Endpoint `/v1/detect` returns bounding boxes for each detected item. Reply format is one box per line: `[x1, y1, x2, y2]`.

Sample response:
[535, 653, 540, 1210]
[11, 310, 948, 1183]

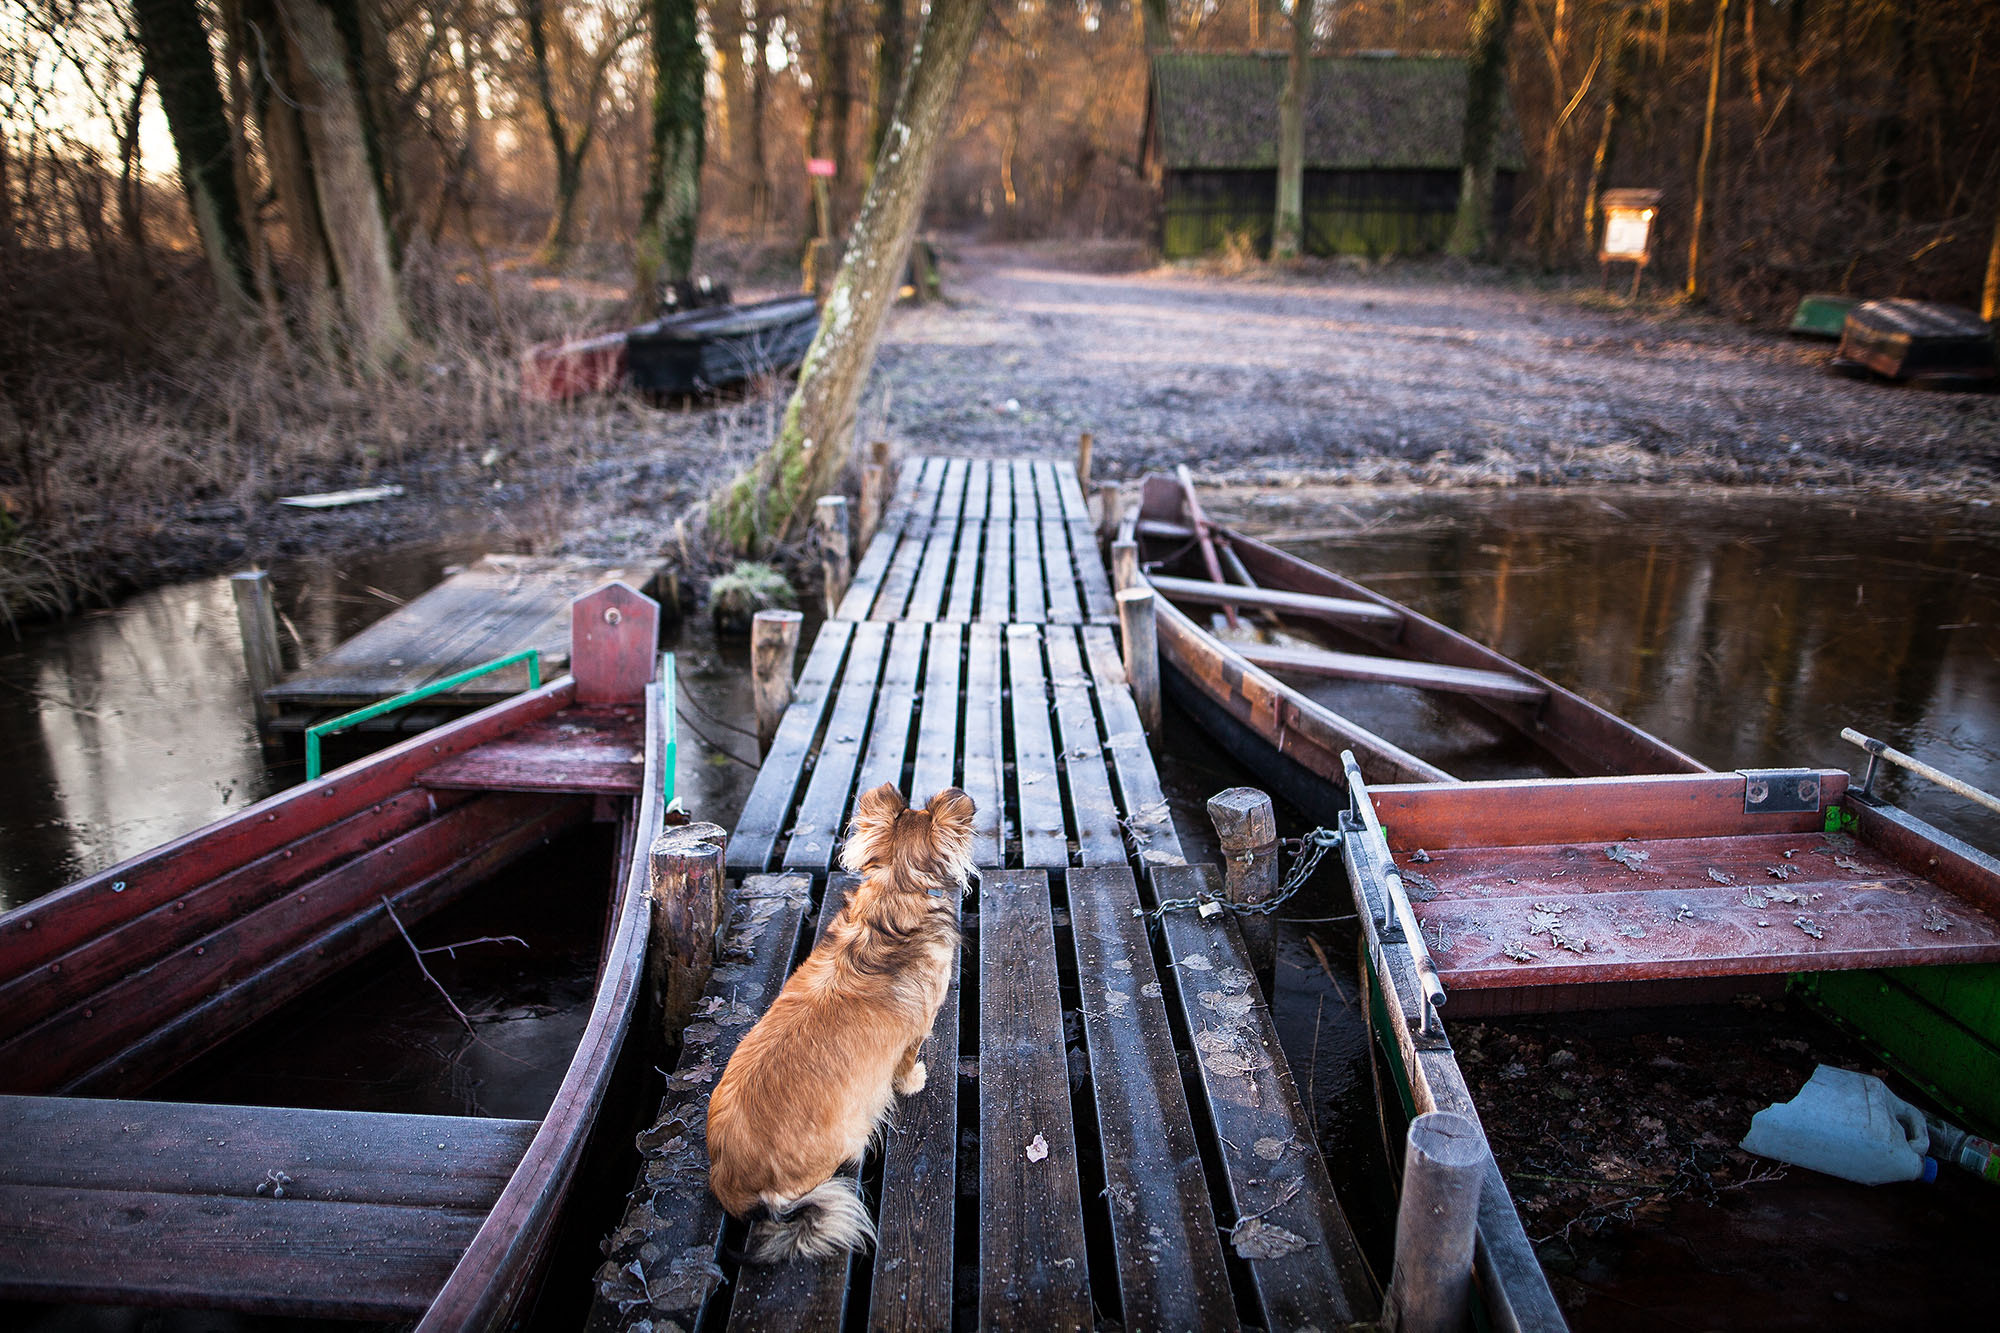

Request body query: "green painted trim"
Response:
[661, 653, 679, 811]
[1795, 965, 2000, 1137]
[305, 650, 542, 780]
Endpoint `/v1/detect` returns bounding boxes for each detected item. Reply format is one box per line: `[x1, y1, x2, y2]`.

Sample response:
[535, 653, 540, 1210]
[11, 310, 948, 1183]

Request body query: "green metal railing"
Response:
[305, 649, 543, 780]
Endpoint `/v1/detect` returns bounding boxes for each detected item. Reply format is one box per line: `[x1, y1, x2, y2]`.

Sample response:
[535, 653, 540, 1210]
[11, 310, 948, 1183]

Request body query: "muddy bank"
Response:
[51, 241, 1999, 616]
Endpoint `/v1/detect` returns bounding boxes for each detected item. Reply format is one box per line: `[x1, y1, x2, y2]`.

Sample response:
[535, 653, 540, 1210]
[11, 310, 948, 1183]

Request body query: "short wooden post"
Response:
[231, 571, 284, 727]
[1385, 1111, 1487, 1333]
[1076, 432, 1094, 490]
[815, 495, 852, 613]
[571, 582, 661, 704]
[645, 821, 728, 1048]
[1110, 539, 1139, 593]
[1096, 483, 1122, 546]
[1116, 587, 1160, 738]
[859, 439, 893, 548]
[1208, 787, 1279, 982]
[751, 609, 803, 755]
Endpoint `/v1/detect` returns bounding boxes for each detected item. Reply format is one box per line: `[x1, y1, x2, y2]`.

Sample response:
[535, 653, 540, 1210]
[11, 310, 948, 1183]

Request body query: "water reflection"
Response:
[1217, 488, 2000, 849]
[0, 543, 763, 911]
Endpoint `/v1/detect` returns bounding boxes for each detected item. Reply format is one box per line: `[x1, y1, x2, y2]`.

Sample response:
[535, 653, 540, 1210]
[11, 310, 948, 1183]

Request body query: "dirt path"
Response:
[869, 242, 2000, 495]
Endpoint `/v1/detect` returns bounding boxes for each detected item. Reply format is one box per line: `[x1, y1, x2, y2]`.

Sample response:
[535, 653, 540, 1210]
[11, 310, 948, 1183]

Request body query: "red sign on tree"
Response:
[807, 158, 837, 178]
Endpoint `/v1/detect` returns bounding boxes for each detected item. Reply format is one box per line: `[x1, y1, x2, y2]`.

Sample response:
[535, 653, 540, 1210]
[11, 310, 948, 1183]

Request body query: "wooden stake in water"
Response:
[646, 821, 729, 1047]
[1385, 1111, 1486, 1333]
[816, 495, 852, 612]
[231, 571, 283, 727]
[1209, 787, 1279, 982]
[751, 609, 803, 755]
[1116, 587, 1160, 737]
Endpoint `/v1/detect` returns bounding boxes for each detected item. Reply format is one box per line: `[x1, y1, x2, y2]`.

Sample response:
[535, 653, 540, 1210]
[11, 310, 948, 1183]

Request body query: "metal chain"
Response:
[1146, 826, 1344, 920]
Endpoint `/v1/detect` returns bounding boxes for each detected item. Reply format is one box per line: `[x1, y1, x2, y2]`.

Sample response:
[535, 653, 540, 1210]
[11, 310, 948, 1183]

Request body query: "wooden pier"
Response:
[243, 555, 659, 731]
[593, 458, 1380, 1331]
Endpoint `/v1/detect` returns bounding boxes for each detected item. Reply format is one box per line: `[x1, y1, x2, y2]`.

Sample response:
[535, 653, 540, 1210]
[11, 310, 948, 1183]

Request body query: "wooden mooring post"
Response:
[815, 495, 852, 612]
[858, 440, 893, 548]
[1076, 431, 1094, 490]
[1116, 587, 1160, 737]
[1384, 1111, 1486, 1333]
[1208, 787, 1279, 983]
[751, 609, 803, 756]
[231, 571, 283, 727]
[1110, 539, 1139, 593]
[645, 822, 728, 1050]
[1097, 483, 1123, 547]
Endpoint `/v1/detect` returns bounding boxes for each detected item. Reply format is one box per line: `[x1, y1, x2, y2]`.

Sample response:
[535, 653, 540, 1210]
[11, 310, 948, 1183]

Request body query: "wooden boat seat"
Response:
[1148, 573, 1403, 628]
[420, 705, 646, 795]
[0, 1095, 536, 1318]
[1234, 641, 1548, 704]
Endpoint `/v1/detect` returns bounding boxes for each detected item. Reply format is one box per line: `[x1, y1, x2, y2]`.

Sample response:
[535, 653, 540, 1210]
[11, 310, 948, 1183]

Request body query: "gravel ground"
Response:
[188, 241, 1999, 595]
[870, 241, 2000, 495]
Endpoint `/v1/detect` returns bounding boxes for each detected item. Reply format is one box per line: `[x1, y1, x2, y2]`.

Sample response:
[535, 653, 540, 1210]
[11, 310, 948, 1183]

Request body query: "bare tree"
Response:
[1448, 0, 1522, 259]
[715, 0, 989, 550]
[1271, 0, 1314, 260]
[1685, 0, 1731, 302]
[130, 0, 256, 309]
[633, 0, 704, 310]
[521, 0, 641, 267]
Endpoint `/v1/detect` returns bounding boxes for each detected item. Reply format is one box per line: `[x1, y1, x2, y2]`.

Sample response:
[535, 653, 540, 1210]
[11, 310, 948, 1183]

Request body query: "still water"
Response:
[1213, 486, 2000, 850]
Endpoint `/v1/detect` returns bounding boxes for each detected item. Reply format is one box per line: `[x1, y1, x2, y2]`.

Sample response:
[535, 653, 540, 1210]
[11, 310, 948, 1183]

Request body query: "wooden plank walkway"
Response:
[594, 457, 1377, 1332]
[264, 555, 659, 718]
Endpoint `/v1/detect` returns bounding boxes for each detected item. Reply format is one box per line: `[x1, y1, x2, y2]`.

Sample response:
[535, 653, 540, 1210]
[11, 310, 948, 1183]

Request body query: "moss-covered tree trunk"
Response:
[715, 0, 988, 551]
[634, 0, 705, 312]
[130, 0, 256, 310]
[276, 0, 410, 367]
[1447, 0, 1522, 260]
[1271, 0, 1314, 261]
[1141, 0, 1173, 54]
[1685, 0, 1732, 302]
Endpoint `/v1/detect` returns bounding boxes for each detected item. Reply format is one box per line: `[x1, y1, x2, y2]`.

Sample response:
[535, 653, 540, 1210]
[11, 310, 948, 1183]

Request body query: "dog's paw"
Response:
[895, 1060, 927, 1096]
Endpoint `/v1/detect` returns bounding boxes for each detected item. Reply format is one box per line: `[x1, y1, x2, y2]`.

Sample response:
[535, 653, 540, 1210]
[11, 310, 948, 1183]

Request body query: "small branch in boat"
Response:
[418, 933, 528, 959]
[381, 895, 478, 1034]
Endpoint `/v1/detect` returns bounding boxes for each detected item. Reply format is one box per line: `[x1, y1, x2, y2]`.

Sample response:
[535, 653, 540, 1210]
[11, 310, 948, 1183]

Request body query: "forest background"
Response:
[4, 0, 1998, 616]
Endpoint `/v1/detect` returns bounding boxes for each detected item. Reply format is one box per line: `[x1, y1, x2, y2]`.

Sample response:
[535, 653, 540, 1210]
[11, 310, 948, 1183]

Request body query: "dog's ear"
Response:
[840, 783, 908, 872]
[924, 788, 975, 837]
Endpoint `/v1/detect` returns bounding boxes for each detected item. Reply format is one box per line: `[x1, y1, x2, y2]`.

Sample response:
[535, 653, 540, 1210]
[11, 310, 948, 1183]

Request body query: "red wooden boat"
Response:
[0, 582, 676, 1329]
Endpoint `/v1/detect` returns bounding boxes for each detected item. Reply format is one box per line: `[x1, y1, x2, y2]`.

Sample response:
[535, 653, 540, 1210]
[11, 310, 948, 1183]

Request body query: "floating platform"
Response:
[257, 555, 660, 729]
[591, 456, 1381, 1331]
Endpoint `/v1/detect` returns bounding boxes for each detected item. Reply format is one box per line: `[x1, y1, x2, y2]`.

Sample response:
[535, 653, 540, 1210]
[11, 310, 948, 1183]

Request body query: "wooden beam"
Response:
[231, 572, 283, 726]
[1147, 574, 1403, 628]
[1235, 642, 1546, 704]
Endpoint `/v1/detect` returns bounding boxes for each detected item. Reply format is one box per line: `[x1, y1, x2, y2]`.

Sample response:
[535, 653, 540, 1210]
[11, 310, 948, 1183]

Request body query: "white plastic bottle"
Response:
[1740, 1065, 1939, 1185]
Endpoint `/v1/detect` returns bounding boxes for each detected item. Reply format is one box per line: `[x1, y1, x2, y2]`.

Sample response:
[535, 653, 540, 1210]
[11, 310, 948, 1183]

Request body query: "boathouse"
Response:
[1141, 52, 1527, 259]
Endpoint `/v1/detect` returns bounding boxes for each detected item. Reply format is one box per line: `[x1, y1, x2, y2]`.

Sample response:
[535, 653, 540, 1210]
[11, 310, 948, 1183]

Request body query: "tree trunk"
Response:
[868, 0, 908, 174]
[715, 0, 988, 551]
[749, 0, 772, 230]
[1142, 0, 1174, 54]
[1271, 0, 1314, 260]
[130, 0, 257, 310]
[116, 68, 150, 258]
[1685, 0, 1731, 303]
[634, 0, 706, 312]
[277, 0, 411, 367]
[525, 0, 588, 267]
[1447, 0, 1522, 259]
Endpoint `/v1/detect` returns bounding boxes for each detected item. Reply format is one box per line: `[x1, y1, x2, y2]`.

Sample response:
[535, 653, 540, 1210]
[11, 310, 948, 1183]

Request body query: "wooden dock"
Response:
[252, 555, 658, 729]
[592, 457, 1380, 1331]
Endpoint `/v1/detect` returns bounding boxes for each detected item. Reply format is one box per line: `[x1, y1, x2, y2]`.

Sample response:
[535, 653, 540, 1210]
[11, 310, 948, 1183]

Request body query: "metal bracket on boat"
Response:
[1738, 768, 1824, 815]
[1342, 751, 1448, 1037]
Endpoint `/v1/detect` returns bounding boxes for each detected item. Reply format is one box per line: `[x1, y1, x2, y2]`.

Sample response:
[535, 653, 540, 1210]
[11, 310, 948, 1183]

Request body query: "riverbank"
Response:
[7, 240, 1995, 624]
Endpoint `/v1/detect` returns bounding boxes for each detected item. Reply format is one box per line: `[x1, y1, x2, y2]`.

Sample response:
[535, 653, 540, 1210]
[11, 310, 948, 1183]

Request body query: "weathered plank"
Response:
[1080, 626, 1184, 867]
[989, 462, 1015, 524]
[1150, 863, 1378, 1329]
[1031, 459, 1063, 522]
[910, 623, 964, 804]
[871, 522, 930, 622]
[266, 555, 654, 708]
[0, 1182, 486, 1318]
[1007, 626, 1067, 869]
[1069, 521, 1118, 623]
[1236, 643, 1548, 704]
[1045, 630, 1124, 866]
[963, 625, 1007, 866]
[727, 621, 856, 872]
[1010, 460, 1038, 522]
[979, 870, 1091, 1331]
[963, 457, 992, 522]
[0, 1096, 533, 1208]
[1052, 460, 1091, 522]
[1147, 574, 1404, 628]
[589, 873, 814, 1333]
[1040, 521, 1083, 625]
[419, 705, 647, 794]
[981, 520, 1014, 624]
[1064, 869, 1238, 1330]
[1011, 519, 1046, 625]
[936, 457, 969, 525]
[838, 518, 902, 620]
[945, 520, 986, 624]
[906, 519, 960, 623]
[856, 622, 928, 796]
[783, 622, 892, 872]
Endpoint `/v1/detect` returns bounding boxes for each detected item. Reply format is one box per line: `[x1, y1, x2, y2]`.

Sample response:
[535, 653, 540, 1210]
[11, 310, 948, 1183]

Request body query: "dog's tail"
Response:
[745, 1177, 876, 1263]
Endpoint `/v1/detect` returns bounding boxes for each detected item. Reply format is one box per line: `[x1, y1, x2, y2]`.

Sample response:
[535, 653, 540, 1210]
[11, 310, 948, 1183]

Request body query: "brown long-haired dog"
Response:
[707, 783, 974, 1262]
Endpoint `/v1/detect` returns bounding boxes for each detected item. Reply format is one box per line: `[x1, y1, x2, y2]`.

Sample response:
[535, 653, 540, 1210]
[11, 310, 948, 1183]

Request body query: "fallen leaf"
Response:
[1617, 923, 1647, 939]
[1833, 855, 1864, 872]
[1923, 906, 1952, 934]
[1606, 843, 1651, 870]
[1794, 916, 1825, 940]
[1230, 1216, 1313, 1260]
[1025, 1134, 1049, 1162]
[1766, 865, 1793, 880]
[1179, 954, 1212, 972]
[1503, 942, 1538, 963]
[1254, 1137, 1289, 1161]
[1707, 867, 1735, 885]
